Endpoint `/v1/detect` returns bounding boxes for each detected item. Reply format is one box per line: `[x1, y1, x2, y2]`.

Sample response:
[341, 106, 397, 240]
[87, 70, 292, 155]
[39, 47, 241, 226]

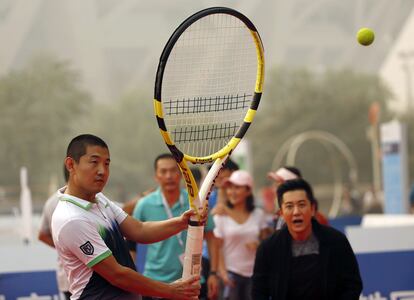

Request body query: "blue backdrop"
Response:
[1, 239, 414, 299]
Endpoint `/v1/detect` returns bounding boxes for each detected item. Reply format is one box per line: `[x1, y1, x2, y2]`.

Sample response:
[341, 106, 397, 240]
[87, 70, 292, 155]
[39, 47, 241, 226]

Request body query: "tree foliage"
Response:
[248, 66, 394, 188]
[75, 90, 166, 201]
[0, 55, 91, 196]
[2, 57, 409, 209]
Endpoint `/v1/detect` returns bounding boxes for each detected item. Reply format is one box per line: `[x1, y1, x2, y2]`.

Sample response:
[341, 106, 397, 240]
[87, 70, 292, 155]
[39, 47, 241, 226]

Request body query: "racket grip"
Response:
[182, 224, 204, 279]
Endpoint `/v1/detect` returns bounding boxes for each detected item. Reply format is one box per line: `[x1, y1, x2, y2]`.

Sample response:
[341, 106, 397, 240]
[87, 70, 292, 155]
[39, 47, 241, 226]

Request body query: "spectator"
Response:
[132, 153, 218, 300]
[214, 170, 268, 300]
[252, 178, 363, 299]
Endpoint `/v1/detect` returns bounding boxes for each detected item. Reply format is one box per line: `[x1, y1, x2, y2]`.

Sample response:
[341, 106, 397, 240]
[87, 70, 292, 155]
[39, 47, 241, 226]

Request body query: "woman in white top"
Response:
[213, 170, 267, 300]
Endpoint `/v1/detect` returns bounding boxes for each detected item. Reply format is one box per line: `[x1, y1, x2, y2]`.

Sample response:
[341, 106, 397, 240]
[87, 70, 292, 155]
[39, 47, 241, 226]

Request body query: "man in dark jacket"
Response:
[252, 178, 362, 299]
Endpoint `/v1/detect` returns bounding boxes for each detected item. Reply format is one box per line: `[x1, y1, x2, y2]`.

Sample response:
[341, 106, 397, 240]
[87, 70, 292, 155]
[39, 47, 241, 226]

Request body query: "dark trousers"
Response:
[226, 271, 252, 300]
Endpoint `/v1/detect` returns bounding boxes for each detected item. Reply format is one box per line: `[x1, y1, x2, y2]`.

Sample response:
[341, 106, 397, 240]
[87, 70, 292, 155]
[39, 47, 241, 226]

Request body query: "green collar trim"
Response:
[60, 195, 93, 210]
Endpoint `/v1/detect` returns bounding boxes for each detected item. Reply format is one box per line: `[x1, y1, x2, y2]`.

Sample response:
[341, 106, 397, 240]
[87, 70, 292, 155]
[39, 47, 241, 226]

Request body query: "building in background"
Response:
[380, 7, 414, 112]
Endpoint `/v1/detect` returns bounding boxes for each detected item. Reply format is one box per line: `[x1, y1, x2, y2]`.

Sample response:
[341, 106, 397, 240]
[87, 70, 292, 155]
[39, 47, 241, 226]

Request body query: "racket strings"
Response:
[172, 122, 239, 143]
[165, 94, 252, 115]
[162, 13, 257, 157]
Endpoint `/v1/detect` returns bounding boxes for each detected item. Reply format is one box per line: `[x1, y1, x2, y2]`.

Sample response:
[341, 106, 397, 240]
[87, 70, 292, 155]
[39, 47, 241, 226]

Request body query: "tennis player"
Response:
[51, 134, 202, 299]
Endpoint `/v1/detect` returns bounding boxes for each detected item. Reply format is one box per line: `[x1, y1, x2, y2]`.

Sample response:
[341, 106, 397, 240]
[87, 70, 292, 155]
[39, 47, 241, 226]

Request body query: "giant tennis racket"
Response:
[154, 7, 264, 279]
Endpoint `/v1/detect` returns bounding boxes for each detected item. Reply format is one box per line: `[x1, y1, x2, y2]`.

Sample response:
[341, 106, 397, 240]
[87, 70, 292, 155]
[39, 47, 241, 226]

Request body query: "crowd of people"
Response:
[38, 134, 363, 299]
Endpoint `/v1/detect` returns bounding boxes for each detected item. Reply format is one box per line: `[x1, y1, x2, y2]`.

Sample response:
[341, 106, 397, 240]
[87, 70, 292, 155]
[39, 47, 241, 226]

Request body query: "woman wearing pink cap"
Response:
[213, 170, 268, 300]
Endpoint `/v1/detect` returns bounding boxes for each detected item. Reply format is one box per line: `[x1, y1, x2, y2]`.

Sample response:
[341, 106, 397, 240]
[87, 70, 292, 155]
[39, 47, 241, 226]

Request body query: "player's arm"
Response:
[92, 255, 200, 299]
[38, 230, 55, 248]
[61, 217, 200, 299]
[38, 200, 55, 248]
[120, 210, 192, 244]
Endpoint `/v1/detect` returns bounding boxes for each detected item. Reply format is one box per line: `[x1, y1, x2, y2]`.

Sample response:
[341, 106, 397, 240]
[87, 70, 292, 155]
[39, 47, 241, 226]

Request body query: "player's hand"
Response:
[197, 203, 209, 225]
[169, 275, 201, 300]
[180, 209, 195, 225]
[180, 206, 208, 227]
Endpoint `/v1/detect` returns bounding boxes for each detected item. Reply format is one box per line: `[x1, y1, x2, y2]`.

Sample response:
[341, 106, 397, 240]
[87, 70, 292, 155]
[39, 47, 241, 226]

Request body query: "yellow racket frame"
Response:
[154, 8, 265, 218]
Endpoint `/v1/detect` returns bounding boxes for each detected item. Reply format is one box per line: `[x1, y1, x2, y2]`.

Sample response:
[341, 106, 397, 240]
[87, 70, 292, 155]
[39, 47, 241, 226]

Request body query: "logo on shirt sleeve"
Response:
[80, 241, 94, 255]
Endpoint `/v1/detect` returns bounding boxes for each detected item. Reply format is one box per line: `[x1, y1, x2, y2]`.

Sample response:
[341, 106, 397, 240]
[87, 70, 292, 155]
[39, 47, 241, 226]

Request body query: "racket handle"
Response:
[182, 224, 204, 279]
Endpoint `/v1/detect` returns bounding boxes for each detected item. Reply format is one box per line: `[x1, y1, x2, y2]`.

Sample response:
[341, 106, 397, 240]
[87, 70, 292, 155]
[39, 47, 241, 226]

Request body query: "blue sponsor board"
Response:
[357, 250, 414, 299]
[380, 121, 409, 214]
[382, 142, 406, 214]
[329, 215, 363, 234]
[1, 249, 414, 300]
[0, 270, 61, 299]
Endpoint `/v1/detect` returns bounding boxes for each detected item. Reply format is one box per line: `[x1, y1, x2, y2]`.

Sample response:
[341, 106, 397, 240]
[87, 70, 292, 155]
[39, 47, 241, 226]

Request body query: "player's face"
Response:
[226, 183, 251, 207]
[280, 190, 315, 240]
[155, 158, 181, 193]
[70, 145, 110, 196]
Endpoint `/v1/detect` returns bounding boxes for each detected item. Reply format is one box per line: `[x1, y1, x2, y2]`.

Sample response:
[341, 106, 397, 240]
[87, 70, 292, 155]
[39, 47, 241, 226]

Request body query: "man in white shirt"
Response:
[52, 134, 202, 299]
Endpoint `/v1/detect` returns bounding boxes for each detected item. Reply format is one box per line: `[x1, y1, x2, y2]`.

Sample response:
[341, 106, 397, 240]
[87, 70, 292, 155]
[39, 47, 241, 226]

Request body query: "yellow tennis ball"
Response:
[357, 28, 375, 46]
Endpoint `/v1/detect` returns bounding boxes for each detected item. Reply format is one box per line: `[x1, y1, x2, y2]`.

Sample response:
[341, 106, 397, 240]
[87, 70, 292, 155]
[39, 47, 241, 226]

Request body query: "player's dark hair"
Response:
[66, 134, 108, 163]
[154, 153, 176, 170]
[277, 178, 316, 208]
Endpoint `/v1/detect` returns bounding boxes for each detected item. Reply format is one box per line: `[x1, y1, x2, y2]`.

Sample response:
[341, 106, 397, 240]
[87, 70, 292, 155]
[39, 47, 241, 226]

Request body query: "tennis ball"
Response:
[357, 28, 375, 46]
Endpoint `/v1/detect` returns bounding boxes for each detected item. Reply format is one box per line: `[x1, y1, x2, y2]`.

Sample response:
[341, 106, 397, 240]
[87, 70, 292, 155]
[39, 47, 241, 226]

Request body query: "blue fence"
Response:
[1, 216, 414, 300]
[0, 270, 60, 299]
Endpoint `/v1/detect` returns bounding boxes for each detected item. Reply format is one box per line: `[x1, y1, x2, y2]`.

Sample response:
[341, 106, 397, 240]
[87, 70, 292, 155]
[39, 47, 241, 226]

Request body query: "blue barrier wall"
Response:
[357, 250, 414, 299]
[2, 218, 414, 300]
[329, 215, 362, 234]
[2, 251, 414, 300]
[0, 270, 60, 299]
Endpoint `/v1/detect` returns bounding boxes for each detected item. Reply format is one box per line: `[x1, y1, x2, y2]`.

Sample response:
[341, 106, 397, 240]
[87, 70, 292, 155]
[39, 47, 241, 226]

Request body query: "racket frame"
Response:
[153, 6, 264, 279]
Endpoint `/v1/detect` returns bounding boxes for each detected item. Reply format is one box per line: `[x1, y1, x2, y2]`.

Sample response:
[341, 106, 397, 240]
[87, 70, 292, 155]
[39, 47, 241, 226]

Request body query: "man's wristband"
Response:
[209, 271, 218, 277]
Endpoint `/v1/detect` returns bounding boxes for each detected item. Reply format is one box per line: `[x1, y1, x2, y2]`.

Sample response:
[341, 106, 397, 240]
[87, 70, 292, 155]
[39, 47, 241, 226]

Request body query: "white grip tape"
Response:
[182, 225, 205, 279]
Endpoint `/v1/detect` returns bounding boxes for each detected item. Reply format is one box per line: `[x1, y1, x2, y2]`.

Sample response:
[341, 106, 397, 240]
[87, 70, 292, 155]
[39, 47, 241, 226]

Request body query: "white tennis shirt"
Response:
[39, 189, 70, 292]
[51, 188, 139, 299]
